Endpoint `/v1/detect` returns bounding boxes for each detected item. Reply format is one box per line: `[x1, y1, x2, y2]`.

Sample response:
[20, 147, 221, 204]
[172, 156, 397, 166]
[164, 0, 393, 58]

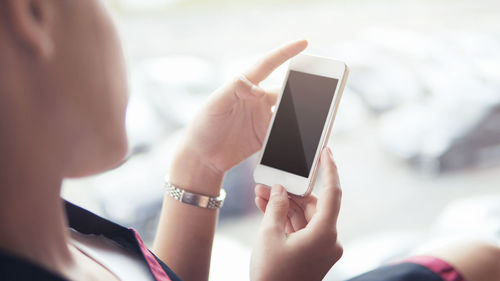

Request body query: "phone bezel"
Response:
[253, 53, 349, 196]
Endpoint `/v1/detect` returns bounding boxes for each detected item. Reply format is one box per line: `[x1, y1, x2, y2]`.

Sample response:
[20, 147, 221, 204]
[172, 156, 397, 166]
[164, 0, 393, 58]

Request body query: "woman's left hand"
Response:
[175, 40, 308, 177]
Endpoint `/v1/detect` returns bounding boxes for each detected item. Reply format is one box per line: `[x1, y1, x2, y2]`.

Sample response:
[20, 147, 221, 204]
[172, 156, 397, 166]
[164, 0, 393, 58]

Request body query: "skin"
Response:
[0, 0, 334, 280]
[153, 39, 311, 281]
[0, 1, 498, 281]
[254, 179, 500, 281]
[422, 241, 500, 281]
[251, 149, 344, 281]
[0, 0, 126, 280]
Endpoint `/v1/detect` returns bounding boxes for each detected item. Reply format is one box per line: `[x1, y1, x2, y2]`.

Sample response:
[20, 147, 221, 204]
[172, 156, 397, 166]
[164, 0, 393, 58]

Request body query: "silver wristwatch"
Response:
[164, 181, 226, 209]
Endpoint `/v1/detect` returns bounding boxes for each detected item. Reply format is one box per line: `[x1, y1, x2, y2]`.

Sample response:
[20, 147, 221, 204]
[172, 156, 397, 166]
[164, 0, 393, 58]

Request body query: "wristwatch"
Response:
[164, 181, 226, 209]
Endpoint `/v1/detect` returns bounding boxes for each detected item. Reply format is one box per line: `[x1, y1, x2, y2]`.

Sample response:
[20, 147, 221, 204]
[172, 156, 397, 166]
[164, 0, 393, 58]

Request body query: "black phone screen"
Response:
[260, 70, 339, 177]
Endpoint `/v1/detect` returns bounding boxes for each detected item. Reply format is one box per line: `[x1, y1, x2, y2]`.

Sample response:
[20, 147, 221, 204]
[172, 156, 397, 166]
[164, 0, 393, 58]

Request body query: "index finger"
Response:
[244, 39, 308, 84]
[315, 148, 342, 227]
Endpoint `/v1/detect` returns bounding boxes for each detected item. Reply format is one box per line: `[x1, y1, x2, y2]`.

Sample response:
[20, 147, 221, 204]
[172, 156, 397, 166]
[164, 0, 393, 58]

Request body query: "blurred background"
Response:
[62, 0, 500, 280]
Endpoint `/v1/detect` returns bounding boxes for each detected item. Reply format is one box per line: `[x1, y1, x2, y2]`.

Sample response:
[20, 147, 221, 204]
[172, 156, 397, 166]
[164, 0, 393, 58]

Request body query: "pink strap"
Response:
[402, 256, 466, 281]
[132, 229, 172, 281]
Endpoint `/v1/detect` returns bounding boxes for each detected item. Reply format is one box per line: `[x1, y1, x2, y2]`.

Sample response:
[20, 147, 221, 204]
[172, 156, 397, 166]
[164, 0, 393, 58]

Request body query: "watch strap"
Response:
[164, 181, 226, 209]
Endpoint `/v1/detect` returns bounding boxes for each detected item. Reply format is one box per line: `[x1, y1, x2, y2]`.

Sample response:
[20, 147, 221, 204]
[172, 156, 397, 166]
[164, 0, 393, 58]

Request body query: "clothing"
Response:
[69, 228, 153, 281]
[0, 200, 181, 281]
[347, 256, 465, 281]
[0, 200, 465, 281]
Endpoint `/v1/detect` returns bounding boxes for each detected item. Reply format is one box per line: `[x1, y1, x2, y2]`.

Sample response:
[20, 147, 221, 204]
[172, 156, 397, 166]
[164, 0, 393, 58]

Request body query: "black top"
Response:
[347, 263, 446, 281]
[0, 200, 451, 281]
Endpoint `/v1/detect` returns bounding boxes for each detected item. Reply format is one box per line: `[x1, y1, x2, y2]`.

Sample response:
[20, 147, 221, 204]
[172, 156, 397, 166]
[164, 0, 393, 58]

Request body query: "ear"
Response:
[5, 0, 55, 59]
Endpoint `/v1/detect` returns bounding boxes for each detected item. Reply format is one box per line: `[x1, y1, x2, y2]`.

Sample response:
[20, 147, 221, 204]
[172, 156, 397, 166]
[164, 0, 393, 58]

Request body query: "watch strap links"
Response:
[164, 181, 226, 209]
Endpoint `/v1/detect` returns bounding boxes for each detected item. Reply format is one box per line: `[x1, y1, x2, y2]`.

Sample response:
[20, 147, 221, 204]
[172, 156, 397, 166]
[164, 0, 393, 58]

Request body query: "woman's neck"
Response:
[0, 132, 74, 274]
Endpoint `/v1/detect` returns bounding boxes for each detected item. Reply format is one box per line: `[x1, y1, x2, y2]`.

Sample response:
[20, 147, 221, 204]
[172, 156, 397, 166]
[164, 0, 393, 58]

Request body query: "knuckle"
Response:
[270, 196, 288, 209]
[333, 185, 342, 199]
[316, 227, 338, 245]
[325, 180, 342, 197]
[333, 243, 344, 261]
[324, 163, 338, 179]
[261, 223, 280, 236]
[329, 159, 339, 171]
[324, 235, 342, 259]
[232, 75, 246, 87]
[231, 75, 240, 84]
[329, 229, 339, 242]
[310, 229, 342, 263]
[326, 167, 338, 181]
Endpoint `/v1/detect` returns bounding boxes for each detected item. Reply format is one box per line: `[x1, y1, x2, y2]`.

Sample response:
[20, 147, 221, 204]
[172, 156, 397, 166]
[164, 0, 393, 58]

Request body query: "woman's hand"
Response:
[250, 148, 343, 281]
[158, 41, 308, 281]
[171, 40, 308, 186]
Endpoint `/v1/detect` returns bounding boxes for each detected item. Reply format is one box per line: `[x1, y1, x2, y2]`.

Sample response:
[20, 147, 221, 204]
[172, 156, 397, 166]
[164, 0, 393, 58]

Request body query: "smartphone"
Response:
[253, 54, 349, 196]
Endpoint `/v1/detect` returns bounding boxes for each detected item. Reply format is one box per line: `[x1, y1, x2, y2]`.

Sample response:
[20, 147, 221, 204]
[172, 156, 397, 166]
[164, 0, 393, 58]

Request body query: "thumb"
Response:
[262, 185, 289, 233]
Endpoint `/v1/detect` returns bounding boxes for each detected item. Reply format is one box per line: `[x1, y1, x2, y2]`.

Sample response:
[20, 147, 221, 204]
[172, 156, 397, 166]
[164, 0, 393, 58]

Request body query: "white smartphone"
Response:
[253, 53, 349, 196]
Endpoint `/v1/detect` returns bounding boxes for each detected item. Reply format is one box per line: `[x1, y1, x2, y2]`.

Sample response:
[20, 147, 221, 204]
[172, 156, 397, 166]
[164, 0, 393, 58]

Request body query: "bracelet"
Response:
[164, 181, 226, 209]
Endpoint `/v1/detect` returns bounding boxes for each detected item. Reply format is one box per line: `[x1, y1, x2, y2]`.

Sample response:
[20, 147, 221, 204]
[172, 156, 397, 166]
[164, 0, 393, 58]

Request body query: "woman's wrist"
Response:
[168, 146, 224, 197]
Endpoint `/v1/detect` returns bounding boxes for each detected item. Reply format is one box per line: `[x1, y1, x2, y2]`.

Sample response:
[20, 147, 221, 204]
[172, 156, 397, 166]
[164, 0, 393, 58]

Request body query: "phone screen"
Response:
[261, 70, 339, 177]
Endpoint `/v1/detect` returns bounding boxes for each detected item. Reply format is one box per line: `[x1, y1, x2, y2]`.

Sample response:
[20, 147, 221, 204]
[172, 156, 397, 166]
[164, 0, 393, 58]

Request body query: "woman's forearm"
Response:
[153, 147, 224, 281]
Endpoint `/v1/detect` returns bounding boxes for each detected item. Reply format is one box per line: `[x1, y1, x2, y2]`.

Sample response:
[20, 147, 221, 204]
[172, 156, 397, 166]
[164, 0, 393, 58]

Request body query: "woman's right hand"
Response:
[250, 148, 343, 281]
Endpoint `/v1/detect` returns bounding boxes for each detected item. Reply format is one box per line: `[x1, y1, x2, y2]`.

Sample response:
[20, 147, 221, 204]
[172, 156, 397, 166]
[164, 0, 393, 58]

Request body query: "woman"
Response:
[0, 1, 498, 281]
